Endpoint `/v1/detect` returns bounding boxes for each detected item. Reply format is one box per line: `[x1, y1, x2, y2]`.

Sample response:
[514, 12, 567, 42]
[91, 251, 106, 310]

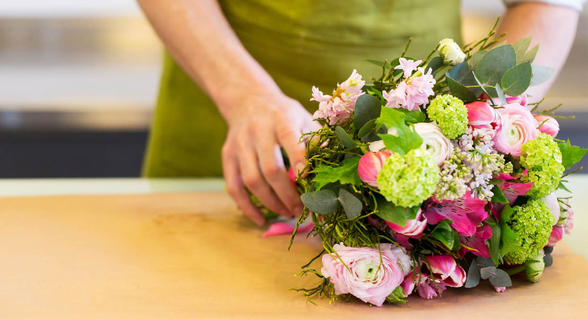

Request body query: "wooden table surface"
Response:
[1, 192, 586, 319]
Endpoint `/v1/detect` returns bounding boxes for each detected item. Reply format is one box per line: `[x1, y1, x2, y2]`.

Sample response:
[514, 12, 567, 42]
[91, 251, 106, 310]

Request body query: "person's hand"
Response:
[220, 90, 319, 226]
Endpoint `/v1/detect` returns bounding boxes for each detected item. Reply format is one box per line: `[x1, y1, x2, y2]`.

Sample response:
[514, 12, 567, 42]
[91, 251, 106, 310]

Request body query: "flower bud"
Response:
[534, 115, 559, 138]
[358, 151, 391, 188]
[387, 208, 427, 237]
[438, 39, 466, 66]
[466, 101, 502, 131]
[525, 254, 545, 283]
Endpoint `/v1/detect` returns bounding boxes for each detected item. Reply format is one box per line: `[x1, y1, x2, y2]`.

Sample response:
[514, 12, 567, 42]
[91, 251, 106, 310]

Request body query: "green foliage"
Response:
[335, 126, 357, 149]
[338, 188, 363, 219]
[465, 259, 481, 288]
[501, 62, 532, 96]
[429, 220, 455, 250]
[474, 45, 517, 97]
[376, 107, 423, 155]
[490, 185, 508, 203]
[300, 189, 340, 215]
[558, 139, 587, 170]
[374, 194, 409, 227]
[468, 50, 487, 70]
[489, 224, 501, 266]
[446, 61, 481, 101]
[311, 157, 361, 191]
[530, 65, 555, 86]
[357, 119, 377, 139]
[354, 95, 382, 130]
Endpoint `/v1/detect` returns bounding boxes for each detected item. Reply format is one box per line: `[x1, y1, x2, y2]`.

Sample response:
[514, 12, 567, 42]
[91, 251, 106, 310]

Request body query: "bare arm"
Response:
[138, 0, 315, 225]
[498, 2, 580, 100]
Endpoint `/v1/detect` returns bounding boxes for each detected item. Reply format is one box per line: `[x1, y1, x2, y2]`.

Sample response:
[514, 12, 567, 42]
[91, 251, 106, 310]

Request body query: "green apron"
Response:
[143, 0, 462, 177]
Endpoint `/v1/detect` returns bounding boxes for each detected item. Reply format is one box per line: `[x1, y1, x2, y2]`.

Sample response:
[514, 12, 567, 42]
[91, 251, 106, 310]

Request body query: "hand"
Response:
[221, 90, 320, 226]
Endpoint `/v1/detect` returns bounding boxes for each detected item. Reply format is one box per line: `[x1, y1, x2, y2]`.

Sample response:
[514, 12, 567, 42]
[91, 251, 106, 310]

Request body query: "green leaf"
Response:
[430, 220, 454, 250]
[480, 266, 496, 280]
[468, 50, 487, 70]
[558, 139, 588, 169]
[447, 61, 480, 88]
[489, 224, 501, 266]
[530, 65, 555, 86]
[522, 45, 539, 63]
[374, 194, 407, 227]
[376, 107, 423, 155]
[476, 257, 496, 267]
[495, 83, 507, 105]
[491, 185, 509, 203]
[425, 56, 444, 74]
[500, 219, 519, 256]
[366, 59, 390, 70]
[338, 188, 363, 219]
[489, 269, 512, 287]
[300, 189, 339, 215]
[474, 45, 517, 96]
[357, 119, 377, 139]
[465, 260, 481, 288]
[312, 157, 361, 191]
[558, 181, 572, 193]
[353, 95, 382, 130]
[501, 62, 532, 96]
[396, 108, 427, 124]
[335, 126, 357, 149]
[446, 75, 478, 102]
[513, 37, 532, 64]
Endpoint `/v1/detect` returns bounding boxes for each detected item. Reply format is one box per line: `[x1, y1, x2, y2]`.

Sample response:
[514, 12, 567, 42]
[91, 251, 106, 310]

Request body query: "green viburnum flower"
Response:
[426, 94, 468, 139]
[377, 148, 440, 207]
[520, 133, 564, 198]
[504, 199, 553, 265]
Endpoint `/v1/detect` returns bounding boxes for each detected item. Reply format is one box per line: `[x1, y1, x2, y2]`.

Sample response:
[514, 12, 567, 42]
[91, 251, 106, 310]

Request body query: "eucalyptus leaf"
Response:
[501, 62, 532, 96]
[495, 83, 507, 106]
[358, 119, 377, 139]
[468, 50, 487, 70]
[474, 45, 517, 96]
[354, 95, 382, 129]
[465, 260, 481, 288]
[522, 45, 539, 63]
[338, 188, 363, 219]
[300, 189, 339, 215]
[513, 37, 532, 64]
[361, 131, 382, 143]
[489, 269, 512, 287]
[426, 56, 444, 74]
[480, 266, 496, 280]
[476, 257, 496, 268]
[335, 126, 357, 149]
[446, 75, 478, 102]
[375, 195, 407, 227]
[530, 65, 555, 86]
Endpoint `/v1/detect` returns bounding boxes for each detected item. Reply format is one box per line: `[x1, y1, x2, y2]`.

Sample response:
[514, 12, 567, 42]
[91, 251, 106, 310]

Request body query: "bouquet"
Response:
[265, 20, 586, 306]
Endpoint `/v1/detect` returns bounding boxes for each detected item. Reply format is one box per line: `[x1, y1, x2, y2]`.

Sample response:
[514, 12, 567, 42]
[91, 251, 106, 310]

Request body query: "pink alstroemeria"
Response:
[401, 272, 447, 300]
[358, 151, 391, 188]
[424, 255, 467, 287]
[535, 114, 560, 138]
[395, 57, 422, 78]
[459, 224, 492, 258]
[424, 193, 488, 236]
[387, 208, 428, 237]
[499, 180, 534, 205]
[466, 101, 502, 132]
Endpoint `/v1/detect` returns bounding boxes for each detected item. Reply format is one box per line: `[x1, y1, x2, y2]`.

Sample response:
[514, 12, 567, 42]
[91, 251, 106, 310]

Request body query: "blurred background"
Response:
[0, 0, 586, 178]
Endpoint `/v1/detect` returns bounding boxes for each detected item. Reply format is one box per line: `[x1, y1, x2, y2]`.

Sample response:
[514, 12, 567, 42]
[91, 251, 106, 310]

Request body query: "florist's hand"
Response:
[221, 91, 320, 226]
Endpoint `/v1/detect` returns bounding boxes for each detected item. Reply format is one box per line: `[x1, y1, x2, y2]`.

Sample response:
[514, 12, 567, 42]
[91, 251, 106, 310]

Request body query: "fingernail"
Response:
[295, 162, 306, 175]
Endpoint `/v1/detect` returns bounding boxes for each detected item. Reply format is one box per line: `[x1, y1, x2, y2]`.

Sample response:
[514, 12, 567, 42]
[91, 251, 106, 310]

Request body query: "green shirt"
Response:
[143, 0, 462, 177]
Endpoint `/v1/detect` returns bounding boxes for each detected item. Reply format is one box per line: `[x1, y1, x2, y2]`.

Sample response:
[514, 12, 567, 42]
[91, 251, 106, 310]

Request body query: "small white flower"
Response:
[438, 38, 466, 66]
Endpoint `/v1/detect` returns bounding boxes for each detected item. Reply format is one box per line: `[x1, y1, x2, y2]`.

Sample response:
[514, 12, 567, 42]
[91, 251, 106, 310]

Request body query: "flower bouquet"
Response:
[266, 20, 586, 306]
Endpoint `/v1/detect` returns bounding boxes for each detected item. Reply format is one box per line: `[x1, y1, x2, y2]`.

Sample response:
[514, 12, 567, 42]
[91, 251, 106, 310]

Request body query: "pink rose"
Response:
[386, 208, 427, 237]
[358, 151, 391, 188]
[466, 101, 502, 131]
[534, 115, 559, 138]
[321, 243, 412, 306]
[493, 103, 539, 157]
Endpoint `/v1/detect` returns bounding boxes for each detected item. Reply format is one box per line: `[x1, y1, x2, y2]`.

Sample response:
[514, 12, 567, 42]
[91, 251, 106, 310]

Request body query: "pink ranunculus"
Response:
[358, 151, 391, 188]
[541, 193, 561, 226]
[547, 225, 564, 247]
[466, 101, 502, 132]
[386, 208, 428, 237]
[424, 255, 467, 287]
[493, 103, 539, 157]
[534, 115, 560, 138]
[505, 94, 528, 107]
[321, 243, 412, 307]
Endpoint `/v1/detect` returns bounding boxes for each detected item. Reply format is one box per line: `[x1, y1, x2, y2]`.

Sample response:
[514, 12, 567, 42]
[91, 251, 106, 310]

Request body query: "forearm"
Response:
[137, 0, 281, 119]
[497, 2, 580, 100]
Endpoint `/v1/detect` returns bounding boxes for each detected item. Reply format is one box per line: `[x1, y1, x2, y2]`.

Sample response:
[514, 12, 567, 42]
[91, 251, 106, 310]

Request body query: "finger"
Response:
[257, 140, 304, 216]
[237, 140, 292, 217]
[276, 124, 307, 178]
[222, 148, 265, 226]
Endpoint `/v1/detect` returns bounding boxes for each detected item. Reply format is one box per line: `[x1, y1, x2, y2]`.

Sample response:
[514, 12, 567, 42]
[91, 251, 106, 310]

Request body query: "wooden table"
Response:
[1, 191, 586, 319]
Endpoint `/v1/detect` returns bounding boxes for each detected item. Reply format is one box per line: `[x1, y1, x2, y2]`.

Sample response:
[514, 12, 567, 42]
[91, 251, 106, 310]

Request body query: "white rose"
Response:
[414, 122, 453, 166]
[438, 38, 466, 66]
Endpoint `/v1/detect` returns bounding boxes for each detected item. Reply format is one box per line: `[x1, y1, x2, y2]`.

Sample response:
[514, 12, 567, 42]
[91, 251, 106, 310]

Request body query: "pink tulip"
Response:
[466, 101, 502, 131]
[493, 103, 539, 157]
[358, 151, 391, 188]
[534, 115, 559, 138]
[547, 225, 564, 247]
[401, 272, 447, 299]
[386, 208, 427, 237]
[424, 255, 467, 287]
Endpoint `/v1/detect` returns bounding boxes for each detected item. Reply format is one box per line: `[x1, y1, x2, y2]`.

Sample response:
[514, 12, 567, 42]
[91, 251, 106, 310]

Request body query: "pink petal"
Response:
[500, 181, 534, 205]
[425, 255, 457, 279]
[262, 221, 314, 238]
